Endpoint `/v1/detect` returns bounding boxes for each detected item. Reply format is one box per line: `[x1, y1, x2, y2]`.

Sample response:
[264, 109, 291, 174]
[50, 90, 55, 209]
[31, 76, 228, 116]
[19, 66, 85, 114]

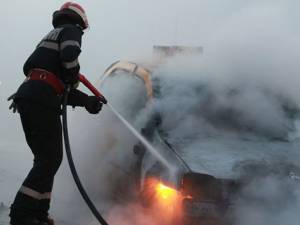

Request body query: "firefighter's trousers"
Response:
[10, 99, 63, 222]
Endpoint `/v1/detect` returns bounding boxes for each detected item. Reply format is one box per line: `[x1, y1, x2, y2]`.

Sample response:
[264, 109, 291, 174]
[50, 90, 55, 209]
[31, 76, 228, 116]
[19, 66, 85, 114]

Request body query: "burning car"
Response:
[98, 46, 300, 225]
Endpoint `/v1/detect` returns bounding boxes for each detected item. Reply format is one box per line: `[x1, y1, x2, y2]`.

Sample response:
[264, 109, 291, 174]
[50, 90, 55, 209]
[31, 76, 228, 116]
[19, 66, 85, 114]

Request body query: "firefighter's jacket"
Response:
[15, 24, 89, 109]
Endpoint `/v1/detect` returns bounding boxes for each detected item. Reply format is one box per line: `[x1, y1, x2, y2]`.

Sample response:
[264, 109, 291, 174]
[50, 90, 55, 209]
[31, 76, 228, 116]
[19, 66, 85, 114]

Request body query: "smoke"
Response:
[106, 203, 160, 225]
[155, 55, 300, 141]
[231, 161, 300, 225]
[149, 2, 300, 225]
[234, 178, 300, 225]
[152, 1, 300, 141]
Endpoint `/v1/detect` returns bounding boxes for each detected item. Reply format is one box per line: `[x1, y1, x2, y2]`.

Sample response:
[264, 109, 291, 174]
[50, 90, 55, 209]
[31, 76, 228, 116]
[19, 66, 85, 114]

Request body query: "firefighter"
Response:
[7, 2, 105, 225]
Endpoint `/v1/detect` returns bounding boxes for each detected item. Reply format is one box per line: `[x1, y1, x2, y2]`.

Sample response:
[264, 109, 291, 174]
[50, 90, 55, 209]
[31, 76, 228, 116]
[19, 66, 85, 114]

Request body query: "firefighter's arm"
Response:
[67, 89, 102, 114]
[59, 26, 83, 85]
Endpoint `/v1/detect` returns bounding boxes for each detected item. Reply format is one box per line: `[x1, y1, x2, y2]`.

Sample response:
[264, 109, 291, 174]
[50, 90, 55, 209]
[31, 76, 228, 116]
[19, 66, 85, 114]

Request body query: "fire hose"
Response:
[62, 74, 177, 225]
[62, 74, 109, 225]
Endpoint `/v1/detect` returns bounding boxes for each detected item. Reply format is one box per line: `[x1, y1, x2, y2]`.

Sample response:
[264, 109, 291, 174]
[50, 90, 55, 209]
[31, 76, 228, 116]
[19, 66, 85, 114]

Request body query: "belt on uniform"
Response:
[27, 69, 65, 94]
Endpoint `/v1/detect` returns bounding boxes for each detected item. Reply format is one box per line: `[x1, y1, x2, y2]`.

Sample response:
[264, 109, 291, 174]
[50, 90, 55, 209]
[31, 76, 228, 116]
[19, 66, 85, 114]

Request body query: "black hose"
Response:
[62, 88, 109, 225]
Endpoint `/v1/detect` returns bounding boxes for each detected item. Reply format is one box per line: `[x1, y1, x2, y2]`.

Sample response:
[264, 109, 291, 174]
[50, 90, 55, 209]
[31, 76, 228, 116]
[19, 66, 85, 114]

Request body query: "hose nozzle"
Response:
[78, 74, 107, 104]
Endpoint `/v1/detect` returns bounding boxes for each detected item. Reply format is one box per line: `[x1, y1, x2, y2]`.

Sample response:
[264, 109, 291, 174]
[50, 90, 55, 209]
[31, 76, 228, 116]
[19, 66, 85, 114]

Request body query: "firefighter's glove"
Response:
[7, 93, 17, 113]
[85, 96, 103, 114]
[99, 95, 107, 104]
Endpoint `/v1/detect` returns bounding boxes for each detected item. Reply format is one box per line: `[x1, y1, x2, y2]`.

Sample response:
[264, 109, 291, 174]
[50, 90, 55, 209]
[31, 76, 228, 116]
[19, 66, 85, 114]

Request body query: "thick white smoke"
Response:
[150, 2, 300, 225]
[231, 160, 300, 225]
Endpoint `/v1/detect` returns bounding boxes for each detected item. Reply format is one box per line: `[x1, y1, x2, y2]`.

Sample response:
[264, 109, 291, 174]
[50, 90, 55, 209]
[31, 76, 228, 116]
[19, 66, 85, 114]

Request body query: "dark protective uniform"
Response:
[10, 23, 91, 224]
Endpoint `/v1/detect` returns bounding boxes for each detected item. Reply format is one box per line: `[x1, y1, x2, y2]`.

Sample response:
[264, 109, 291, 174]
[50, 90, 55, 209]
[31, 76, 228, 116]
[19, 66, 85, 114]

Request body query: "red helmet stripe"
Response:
[61, 2, 86, 14]
[60, 2, 72, 10]
[60, 2, 89, 28]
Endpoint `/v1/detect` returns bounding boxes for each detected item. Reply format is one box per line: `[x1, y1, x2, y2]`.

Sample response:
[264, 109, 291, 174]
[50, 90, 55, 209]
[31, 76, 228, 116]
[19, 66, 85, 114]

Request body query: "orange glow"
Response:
[156, 182, 178, 201]
[142, 178, 183, 224]
[185, 195, 193, 200]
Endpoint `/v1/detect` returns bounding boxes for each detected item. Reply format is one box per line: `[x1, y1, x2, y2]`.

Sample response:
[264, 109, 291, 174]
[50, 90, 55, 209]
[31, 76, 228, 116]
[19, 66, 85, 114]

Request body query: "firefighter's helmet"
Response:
[53, 2, 89, 30]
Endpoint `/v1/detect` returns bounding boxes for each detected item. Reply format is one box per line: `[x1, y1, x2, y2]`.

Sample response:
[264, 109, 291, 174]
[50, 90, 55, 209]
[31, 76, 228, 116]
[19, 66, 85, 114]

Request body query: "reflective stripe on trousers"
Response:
[19, 186, 51, 200]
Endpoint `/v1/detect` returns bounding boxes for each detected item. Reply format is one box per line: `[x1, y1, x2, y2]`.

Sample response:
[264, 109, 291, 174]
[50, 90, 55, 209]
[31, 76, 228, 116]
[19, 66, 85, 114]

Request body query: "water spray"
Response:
[78, 74, 176, 172]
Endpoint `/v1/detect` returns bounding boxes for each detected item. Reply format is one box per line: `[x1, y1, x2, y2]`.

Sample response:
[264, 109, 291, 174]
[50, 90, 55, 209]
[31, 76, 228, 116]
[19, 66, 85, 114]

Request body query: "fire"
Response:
[156, 182, 179, 202]
[142, 178, 183, 224]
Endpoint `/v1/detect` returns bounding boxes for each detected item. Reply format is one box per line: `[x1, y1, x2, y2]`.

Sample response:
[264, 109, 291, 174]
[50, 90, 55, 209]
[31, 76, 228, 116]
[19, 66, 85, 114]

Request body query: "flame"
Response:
[142, 178, 183, 224]
[156, 182, 179, 202]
